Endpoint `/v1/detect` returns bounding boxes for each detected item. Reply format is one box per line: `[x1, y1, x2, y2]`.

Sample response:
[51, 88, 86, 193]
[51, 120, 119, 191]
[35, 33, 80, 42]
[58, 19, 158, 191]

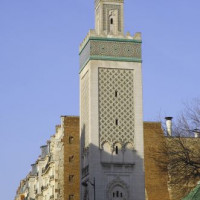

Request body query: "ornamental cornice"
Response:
[79, 30, 142, 53]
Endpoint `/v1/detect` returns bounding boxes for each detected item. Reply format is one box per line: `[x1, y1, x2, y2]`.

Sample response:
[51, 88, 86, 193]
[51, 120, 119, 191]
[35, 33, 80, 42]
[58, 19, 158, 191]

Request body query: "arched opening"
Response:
[110, 185, 126, 200]
[101, 142, 111, 162]
[124, 142, 134, 163]
[107, 178, 129, 200]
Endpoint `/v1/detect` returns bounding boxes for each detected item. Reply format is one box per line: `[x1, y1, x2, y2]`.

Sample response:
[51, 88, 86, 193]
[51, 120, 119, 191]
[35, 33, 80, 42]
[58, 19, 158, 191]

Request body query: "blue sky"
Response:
[0, 0, 200, 199]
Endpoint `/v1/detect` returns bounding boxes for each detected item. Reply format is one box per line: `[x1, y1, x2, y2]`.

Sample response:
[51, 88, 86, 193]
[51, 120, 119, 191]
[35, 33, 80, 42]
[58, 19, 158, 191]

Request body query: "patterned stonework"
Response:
[80, 41, 91, 69]
[103, 4, 121, 32]
[91, 40, 141, 58]
[98, 68, 135, 147]
[81, 71, 89, 148]
[80, 39, 142, 69]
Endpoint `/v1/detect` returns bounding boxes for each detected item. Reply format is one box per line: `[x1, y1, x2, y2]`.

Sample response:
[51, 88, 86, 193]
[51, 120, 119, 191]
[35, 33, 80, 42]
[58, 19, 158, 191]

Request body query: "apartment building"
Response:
[15, 116, 79, 200]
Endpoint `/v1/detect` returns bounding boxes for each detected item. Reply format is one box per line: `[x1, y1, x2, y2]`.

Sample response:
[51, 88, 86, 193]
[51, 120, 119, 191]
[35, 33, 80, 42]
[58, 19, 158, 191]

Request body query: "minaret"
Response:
[80, 0, 145, 199]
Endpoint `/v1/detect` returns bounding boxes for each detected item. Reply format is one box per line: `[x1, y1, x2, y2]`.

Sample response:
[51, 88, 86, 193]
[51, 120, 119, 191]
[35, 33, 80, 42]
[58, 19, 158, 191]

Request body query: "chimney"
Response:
[40, 145, 48, 159]
[165, 117, 173, 136]
[193, 129, 200, 138]
[31, 164, 37, 176]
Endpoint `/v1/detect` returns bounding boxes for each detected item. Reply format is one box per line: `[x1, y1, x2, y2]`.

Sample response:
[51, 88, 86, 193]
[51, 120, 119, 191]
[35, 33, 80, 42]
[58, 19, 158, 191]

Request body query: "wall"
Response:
[144, 122, 170, 200]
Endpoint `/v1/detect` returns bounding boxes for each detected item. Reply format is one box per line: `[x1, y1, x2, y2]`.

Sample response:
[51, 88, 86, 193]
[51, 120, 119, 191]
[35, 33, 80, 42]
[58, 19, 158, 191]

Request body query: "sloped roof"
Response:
[182, 183, 200, 200]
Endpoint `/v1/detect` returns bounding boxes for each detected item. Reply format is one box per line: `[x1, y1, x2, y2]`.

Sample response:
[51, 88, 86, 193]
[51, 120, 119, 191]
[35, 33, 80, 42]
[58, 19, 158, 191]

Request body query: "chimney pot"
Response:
[165, 117, 173, 136]
[193, 129, 200, 138]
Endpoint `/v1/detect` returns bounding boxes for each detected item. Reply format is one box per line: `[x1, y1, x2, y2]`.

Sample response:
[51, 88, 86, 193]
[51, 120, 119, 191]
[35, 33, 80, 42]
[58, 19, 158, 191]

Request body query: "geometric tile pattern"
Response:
[81, 71, 89, 148]
[80, 40, 90, 70]
[80, 39, 142, 69]
[98, 68, 135, 147]
[91, 40, 141, 58]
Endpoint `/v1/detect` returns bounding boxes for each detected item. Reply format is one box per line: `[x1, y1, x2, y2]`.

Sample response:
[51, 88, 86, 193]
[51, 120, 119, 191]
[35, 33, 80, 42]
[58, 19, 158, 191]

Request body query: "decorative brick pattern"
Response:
[80, 41, 90, 70]
[98, 68, 135, 147]
[80, 39, 142, 69]
[91, 40, 141, 58]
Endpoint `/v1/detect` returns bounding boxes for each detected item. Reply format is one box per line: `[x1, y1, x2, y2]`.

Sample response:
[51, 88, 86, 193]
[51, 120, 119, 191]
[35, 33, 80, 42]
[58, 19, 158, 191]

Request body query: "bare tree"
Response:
[157, 99, 200, 199]
[171, 98, 200, 137]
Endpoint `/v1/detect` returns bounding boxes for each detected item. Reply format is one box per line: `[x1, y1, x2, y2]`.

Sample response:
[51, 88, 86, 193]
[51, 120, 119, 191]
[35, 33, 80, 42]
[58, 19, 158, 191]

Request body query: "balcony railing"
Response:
[42, 163, 50, 173]
[82, 165, 89, 177]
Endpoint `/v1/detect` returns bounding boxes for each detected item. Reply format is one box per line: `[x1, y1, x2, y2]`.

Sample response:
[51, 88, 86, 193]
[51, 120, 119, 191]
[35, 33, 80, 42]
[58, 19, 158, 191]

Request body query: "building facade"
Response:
[15, 116, 80, 200]
[16, 119, 172, 200]
[80, 0, 145, 199]
[16, 1, 188, 200]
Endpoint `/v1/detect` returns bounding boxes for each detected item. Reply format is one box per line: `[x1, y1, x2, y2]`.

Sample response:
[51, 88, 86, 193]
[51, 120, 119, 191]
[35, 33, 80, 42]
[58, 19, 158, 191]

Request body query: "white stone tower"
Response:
[80, 0, 145, 199]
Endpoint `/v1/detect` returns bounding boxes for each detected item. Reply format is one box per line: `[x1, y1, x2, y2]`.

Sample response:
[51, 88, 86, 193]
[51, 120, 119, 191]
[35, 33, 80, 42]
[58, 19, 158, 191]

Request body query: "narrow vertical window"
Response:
[115, 146, 118, 155]
[115, 90, 118, 97]
[69, 175, 74, 182]
[113, 192, 115, 197]
[116, 191, 119, 197]
[120, 192, 123, 197]
[69, 155, 74, 162]
[115, 119, 118, 125]
[110, 18, 113, 24]
[69, 136, 74, 144]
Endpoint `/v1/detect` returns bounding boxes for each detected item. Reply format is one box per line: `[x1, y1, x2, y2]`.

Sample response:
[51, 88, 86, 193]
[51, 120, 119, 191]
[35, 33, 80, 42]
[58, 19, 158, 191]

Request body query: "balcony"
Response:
[82, 165, 89, 178]
[42, 163, 51, 174]
[42, 156, 54, 174]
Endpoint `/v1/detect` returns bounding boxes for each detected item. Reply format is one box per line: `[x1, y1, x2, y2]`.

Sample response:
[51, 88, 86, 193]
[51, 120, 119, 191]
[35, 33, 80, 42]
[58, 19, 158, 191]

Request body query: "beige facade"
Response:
[15, 116, 79, 200]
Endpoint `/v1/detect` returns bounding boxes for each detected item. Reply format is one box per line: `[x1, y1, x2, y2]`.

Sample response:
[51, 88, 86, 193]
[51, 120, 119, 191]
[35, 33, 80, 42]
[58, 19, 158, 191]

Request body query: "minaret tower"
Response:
[80, 0, 145, 199]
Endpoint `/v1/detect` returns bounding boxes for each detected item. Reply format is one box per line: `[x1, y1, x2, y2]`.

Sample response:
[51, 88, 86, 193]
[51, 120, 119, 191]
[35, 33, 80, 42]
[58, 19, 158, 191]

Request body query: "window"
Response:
[69, 155, 74, 162]
[116, 191, 119, 197]
[115, 119, 118, 126]
[115, 146, 119, 155]
[69, 195, 74, 200]
[110, 18, 113, 24]
[115, 90, 118, 97]
[69, 136, 74, 144]
[69, 175, 74, 182]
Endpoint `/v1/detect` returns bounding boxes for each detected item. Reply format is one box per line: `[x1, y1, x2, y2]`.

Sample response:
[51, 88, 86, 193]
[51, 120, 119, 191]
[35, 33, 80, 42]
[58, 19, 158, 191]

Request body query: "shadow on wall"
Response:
[80, 124, 145, 200]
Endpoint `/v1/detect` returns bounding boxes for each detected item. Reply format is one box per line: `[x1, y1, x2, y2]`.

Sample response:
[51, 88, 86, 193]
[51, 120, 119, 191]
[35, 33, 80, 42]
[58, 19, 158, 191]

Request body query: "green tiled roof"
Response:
[182, 183, 200, 200]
